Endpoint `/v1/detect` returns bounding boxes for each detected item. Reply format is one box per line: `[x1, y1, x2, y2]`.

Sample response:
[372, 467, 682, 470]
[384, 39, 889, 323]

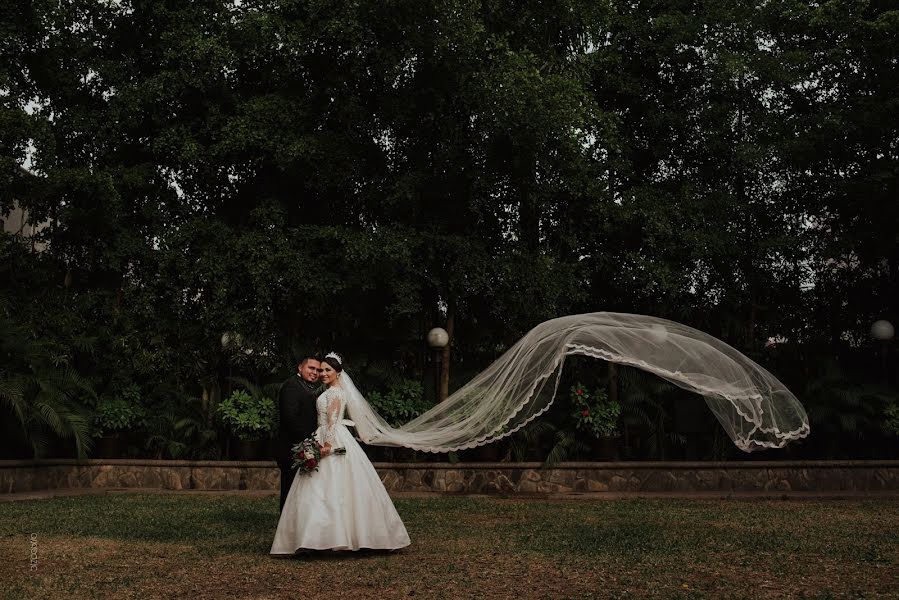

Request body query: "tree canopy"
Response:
[1, 0, 897, 460]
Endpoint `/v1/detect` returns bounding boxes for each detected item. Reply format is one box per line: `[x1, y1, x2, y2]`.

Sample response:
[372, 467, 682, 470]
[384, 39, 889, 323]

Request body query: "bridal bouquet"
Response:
[291, 437, 346, 474]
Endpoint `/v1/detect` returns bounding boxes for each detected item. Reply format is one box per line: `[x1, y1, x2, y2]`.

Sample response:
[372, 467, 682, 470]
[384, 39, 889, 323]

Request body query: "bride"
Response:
[270, 352, 410, 554]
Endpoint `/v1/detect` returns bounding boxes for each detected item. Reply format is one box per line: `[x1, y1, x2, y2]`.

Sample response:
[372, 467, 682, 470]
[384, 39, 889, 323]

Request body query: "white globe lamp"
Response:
[871, 320, 895, 341]
[427, 327, 449, 349]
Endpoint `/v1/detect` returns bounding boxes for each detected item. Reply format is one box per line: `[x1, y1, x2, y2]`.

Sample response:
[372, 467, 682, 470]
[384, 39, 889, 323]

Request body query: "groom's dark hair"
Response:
[297, 354, 321, 368]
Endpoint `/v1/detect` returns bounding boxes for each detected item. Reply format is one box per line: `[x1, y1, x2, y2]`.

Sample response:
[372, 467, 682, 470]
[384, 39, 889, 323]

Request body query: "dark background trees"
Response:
[2, 0, 896, 460]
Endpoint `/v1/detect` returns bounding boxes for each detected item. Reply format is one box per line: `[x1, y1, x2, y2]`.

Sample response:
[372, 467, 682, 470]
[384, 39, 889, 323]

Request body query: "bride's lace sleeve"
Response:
[324, 388, 342, 445]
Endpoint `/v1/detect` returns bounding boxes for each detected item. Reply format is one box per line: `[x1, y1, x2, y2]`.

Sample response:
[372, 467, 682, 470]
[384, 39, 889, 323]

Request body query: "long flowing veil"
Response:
[341, 313, 810, 453]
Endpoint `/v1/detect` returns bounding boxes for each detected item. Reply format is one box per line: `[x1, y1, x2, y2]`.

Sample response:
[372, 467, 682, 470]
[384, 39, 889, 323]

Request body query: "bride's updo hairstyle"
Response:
[322, 352, 344, 373]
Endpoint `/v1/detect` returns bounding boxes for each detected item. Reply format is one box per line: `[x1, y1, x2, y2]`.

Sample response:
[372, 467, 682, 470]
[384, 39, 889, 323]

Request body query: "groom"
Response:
[276, 354, 321, 513]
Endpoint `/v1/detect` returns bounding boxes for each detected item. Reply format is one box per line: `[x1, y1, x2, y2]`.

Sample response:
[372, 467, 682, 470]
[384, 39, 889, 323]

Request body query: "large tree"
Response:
[2, 0, 896, 458]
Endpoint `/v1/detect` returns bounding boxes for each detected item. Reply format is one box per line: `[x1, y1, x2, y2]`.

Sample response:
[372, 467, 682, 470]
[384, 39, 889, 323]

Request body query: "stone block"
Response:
[75, 467, 92, 488]
[537, 481, 571, 493]
[496, 474, 516, 493]
[243, 468, 278, 490]
[404, 469, 422, 488]
[481, 481, 501, 494]
[163, 469, 184, 490]
[875, 468, 897, 490]
[522, 469, 541, 483]
[587, 479, 609, 492]
[763, 478, 791, 491]
[691, 469, 720, 491]
[117, 470, 140, 488]
[380, 470, 400, 492]
[446, 481, 466, 493]
[640, 471, 679, 491]
[518, 479, 538, 493]
[444, 470, 463, 485]
[548, 470, 576, 487]
[608, 474, 629, 491]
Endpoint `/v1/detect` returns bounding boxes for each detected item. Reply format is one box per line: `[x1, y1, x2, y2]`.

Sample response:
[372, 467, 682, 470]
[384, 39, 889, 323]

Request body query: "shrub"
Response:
[216, 389, 276, 441]
[885, 401, 899, 436]
[571, 382, 620, 438]
[93, 385, 144, 437]
[367, 380, 429, 427]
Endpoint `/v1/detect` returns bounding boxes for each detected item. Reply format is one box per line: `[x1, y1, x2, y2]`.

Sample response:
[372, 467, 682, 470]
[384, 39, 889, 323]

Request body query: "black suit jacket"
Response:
[276, 375, 319, 464]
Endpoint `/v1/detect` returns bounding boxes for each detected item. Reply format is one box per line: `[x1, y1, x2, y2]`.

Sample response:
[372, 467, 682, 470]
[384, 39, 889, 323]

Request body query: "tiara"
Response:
[325, 352, 343, 365]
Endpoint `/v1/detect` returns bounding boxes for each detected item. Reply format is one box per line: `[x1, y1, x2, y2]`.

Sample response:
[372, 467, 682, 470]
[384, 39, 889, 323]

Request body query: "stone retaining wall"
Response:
[2, 460, 898, 495]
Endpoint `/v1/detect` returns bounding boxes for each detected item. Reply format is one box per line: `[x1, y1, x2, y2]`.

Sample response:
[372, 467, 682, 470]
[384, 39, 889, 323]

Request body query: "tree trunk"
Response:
[517, 151, 539, 251]
[608, 362, 618, 406]
[439, 307, 454, 402]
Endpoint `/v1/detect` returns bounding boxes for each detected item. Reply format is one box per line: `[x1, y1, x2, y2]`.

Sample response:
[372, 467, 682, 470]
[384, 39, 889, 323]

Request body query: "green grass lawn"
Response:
[0, 494, 896, 599]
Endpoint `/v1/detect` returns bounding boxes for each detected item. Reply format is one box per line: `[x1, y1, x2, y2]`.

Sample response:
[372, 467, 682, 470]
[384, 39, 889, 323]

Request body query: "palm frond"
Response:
[543, 430, 589, 468]
[33, 396, 66, 435]
[227, 376, 263, 399]
[508, 420, 558, 461]
[0, 313, 97, 458]
[0, 378, 25, 416]
[70, 335, 98, 354]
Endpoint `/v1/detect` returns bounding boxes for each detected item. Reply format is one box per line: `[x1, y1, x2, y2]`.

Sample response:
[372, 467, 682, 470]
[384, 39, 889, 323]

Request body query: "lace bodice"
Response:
[316, 386, 346, 445]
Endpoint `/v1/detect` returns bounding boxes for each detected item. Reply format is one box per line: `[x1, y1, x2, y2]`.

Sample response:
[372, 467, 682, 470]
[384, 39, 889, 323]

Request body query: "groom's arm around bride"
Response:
[275, 356, 321, 513]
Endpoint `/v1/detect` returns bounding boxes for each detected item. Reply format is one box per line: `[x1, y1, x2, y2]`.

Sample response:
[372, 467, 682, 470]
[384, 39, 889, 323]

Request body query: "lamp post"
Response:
[219, 332, 236, 457]
[427, 327, 450, 402]
[871, 320, 895, 384]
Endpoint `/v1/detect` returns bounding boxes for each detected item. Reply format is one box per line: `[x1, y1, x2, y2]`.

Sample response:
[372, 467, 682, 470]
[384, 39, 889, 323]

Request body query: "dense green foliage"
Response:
[367, 379, 430, 427]
[571, 383, 620, 439]
[216, 389, 276, 441]
[1, 0, 896, 459]
[93, 385, 144, 436]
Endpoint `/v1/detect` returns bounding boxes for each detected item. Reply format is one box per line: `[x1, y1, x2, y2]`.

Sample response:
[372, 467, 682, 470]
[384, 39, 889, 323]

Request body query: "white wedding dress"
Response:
[270, 385, 411, 554]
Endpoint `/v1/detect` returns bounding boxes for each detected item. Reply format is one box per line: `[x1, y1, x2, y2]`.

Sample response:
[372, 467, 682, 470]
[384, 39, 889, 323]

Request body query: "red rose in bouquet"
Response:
[291, 437, 323, 474]
[291, 436, 349, 475]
